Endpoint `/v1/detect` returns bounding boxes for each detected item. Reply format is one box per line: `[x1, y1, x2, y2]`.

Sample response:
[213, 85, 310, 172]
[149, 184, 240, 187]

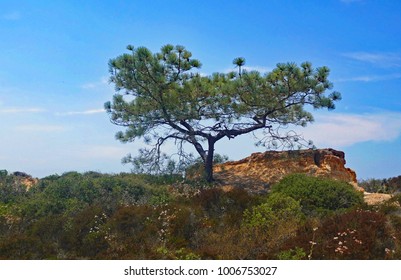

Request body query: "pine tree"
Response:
[105, 44, 341, 182]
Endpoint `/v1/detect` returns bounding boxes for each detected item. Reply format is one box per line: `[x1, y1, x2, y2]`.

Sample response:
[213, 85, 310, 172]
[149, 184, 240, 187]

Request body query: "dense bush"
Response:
[0, 170, 400, 259]
[0, 172, 28, 204]
[196, 187, 258, 225]
[243, 192, 304, 230]
[238, 193, 305, 258]
[283, 209, 394, 260]
[359, 178, 387, 193]
[271, 174, 364, 216]
[359, 176, 401, 194]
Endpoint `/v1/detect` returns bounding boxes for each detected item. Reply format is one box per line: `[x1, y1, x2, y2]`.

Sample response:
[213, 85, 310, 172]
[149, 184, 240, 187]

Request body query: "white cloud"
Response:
[81, 77, 109, 90]
[243, 66, 272, 73]
[336, 73, 401, 82]
[0, 107, 45, 114]
[15, 124, 65, 132]
[1, 11, 21, 21]
[299, 112, 401, 148]
[342, 52, 401, 67]
[79, 145, 131, 160]
[56, 109, 105, 116]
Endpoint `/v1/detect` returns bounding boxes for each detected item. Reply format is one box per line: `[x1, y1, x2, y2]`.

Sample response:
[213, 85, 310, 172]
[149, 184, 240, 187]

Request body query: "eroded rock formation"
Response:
[12, 171, 38, 191]
[213, 148, 361, 194]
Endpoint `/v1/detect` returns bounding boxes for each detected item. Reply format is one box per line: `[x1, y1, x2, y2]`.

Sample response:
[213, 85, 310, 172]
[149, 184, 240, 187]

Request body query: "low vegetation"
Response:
[359, 176, 401, 194]
[0, 170, 400, 259]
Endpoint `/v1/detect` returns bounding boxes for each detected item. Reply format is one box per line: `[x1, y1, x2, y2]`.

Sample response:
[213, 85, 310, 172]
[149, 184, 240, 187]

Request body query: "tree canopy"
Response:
[105, 44, 341, 182]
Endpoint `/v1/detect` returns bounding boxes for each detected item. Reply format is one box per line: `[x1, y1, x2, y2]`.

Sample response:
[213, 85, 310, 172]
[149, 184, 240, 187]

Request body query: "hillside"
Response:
[1, 151, 401, 260]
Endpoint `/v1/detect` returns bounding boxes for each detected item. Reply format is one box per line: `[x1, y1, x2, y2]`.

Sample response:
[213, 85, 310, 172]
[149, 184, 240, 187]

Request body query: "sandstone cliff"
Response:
[213, 148, 360, 194]
[12, 171, 39, 191]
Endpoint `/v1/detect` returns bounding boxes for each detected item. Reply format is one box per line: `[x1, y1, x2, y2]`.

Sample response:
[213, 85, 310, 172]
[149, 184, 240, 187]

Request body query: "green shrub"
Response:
[272, 174, 364, 216]
[277, 247, 306, 260]
[315, 209, 390, 259]
[358, 178, 387, 193]
[241, 193, 305, 257]
[0, 172, 27, 204]
[197, 187, 258, 225]
[0, 170, 8, 178]
[280, 209, 394, 260]
[148, 186, 172, 206]
[243, 193, 304, 230]
[0, 235, 46, 259]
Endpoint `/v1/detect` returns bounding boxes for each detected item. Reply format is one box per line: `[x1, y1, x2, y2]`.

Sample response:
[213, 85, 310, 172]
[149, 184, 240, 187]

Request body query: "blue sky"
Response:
[1, 0, 401, 180]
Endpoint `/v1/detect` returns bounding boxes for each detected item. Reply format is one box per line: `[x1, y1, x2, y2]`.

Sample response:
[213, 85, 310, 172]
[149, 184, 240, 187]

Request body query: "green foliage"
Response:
[1, 171, 400, 259]
[277, 247, 307, 260]
[0, 235, 46, 259]
[272, 174, 364, 216]
[0, 169, 8, 178]
[147, 186, 171, 206]
[198, 187, 258, 225]
[20, 172, 152, 219]
[106, 44, 341, 181]
[359, 176, 401, 194]
[239, 193, 305, 258]
[292, 209, 393, 260]
[243, 193, 304, 229]
[386, 176, 401, 193]
[0, 171, 28, 204]
[359, 178, 387, 193]
[155, 246, 201, 260]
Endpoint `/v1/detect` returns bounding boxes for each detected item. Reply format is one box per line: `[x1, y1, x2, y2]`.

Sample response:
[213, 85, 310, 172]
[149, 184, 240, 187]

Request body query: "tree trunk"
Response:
[204, 140, 215, 182]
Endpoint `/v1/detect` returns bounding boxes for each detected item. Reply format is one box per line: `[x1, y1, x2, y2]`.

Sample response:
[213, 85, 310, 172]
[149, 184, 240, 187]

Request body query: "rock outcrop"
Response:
[213, 148, 361, 194]
[12, 171, 38, 191]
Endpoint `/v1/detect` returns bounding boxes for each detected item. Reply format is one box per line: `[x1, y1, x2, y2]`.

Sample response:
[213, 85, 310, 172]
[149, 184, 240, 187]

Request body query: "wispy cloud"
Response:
[342, 52, 401, 67]
[300, 112, 401, 148]
[0, 107, 45, 114]
[15, 124, 65, 132]
[56, 109, 105, 116]
[79, 145, 130, 160]
[81, 77, 109, 90]
[1, 11, 21, 21]
[336, 73, 401, 82]
[243, 66, 272, 73]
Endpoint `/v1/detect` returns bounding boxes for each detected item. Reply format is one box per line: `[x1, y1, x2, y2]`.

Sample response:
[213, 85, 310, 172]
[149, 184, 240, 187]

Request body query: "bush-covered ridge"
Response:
[0, 170, 400, 259]
[359, 175, 401, 194]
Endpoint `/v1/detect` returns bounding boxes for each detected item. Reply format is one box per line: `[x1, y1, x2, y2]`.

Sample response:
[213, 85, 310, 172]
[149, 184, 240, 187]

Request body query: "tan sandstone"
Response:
[212, 148, 361, 194]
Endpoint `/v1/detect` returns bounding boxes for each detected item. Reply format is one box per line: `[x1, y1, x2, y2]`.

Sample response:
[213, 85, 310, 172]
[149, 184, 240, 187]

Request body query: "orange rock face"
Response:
[20, 177, 39, 190]
[213, 148, 360, 193]
[12, 172, 39, 191]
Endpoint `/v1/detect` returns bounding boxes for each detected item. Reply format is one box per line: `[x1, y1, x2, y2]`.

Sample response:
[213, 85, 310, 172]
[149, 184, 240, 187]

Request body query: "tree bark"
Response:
[204, 139, 215, 182]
